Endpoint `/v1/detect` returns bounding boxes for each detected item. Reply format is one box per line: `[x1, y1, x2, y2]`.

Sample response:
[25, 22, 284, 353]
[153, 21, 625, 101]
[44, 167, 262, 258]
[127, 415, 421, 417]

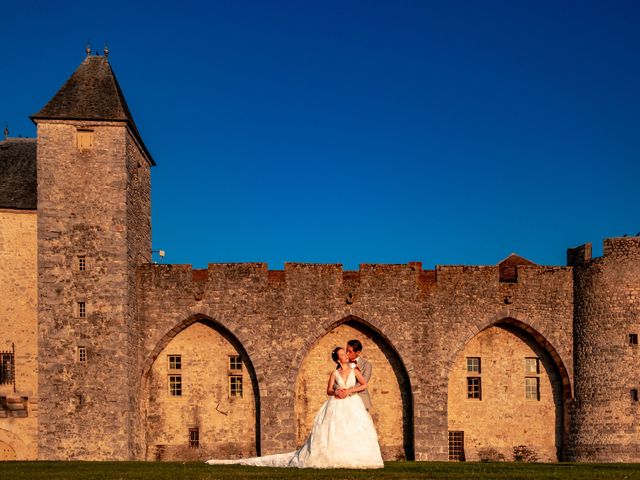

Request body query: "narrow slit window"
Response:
[629, 334, 638, 346]
[631, 389, 639, 402]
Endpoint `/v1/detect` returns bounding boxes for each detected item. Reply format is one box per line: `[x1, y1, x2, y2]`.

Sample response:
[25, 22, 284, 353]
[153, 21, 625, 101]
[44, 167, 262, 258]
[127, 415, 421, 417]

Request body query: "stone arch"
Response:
[140, 314, 261, 460]
[294, 315, 414, 460]
[0, 428, 28, 460]
[446, 317, 570, 462]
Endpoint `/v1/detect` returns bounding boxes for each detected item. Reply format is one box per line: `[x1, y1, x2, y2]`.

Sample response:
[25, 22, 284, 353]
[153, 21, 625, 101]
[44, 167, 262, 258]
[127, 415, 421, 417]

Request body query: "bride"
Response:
[206, 346, 384, 469]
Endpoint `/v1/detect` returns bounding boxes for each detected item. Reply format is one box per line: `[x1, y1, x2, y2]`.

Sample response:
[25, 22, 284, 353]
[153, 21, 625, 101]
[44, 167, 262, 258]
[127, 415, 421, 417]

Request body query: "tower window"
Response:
[189, 427, 200, 448]
[629, 334, 638, 346]
[525, 377, 540, 400]
[168, 355, 181, 370]
[0, 352, 14, 384]
[78, 301, 86, 318]
[631, 389, 639, 402]
[76, 129, 94, 150]
[466, 377, 481, 400]
[229, 355, 242, 371]
[448, 431, 465, 461]
[466, 357, 480, 373]
[78, 346, 87, 363]
[78, 256, 86, 271]
[524, 357, 539, 374]
[169, 375, 182, 396]
[229, 375, 243, 397]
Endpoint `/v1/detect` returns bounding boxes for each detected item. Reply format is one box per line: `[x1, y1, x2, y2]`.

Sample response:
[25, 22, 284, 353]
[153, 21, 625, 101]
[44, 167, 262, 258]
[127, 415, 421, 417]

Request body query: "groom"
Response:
[336, 339, 372, 410]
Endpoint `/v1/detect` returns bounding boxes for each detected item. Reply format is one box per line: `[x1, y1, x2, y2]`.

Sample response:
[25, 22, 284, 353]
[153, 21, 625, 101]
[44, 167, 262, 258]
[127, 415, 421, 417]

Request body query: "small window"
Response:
[168, 355, 181, 370]
[78, 256, 86, 271]
[78, 301, 86, 318]
[229, 355, 242, 371]
[448, 431, 465, 461]
[0, 353, 14, 384]
[525, 377, 540, 400]
[524, 357, 539, 374]
[189, 427, 200, 448]
[466, 357, 480, 373]
[169, 375, 182, 396]
[229, 375, 243, 397]
[631, 389, 639, 402]
[466, 377, 481, 400]
[76, 129, 94, 150]
[78, 347, 87, 363]
[629, 334, 638, 346]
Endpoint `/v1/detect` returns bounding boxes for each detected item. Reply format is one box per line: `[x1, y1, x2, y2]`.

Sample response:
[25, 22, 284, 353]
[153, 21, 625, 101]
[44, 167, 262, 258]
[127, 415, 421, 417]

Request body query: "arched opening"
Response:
[447, 320, 567, 462]
[295, 316, 414, 460]
[141, 316, 260, 461]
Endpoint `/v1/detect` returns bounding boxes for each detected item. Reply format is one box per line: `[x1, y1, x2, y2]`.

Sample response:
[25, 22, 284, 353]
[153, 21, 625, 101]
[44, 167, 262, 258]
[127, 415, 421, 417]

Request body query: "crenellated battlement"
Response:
[567, 236, 640, 267]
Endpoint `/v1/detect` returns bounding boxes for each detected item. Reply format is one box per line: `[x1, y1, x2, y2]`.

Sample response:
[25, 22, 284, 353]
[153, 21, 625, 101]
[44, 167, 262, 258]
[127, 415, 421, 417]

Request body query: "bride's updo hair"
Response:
[331, 347, 343, 365]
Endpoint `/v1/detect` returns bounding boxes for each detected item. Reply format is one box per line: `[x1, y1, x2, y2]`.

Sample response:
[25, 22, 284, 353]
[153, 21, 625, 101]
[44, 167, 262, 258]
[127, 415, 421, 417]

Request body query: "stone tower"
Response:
[31, 53, 154, 460]
[568, 236, 640, 461]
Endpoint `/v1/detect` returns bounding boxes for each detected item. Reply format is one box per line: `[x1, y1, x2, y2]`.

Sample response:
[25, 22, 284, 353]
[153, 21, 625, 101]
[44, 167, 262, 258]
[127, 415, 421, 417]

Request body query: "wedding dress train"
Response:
[206, 368, 384, 469]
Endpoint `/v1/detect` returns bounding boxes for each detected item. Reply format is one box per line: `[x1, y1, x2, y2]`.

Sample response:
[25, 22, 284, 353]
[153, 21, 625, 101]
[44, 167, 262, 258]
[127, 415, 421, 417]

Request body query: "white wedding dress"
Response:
[206, 368, 384, 469]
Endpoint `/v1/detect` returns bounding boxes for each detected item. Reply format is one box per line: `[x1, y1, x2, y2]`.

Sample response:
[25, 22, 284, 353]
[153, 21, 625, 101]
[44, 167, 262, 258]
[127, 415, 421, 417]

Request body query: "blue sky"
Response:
[2, 1, 639, 269]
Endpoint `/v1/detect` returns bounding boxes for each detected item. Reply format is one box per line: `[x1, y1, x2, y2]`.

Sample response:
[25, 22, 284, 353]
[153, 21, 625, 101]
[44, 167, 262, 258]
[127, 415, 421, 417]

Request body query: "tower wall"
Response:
[36, 121, 151, 459]
[569, 237, 640, 461]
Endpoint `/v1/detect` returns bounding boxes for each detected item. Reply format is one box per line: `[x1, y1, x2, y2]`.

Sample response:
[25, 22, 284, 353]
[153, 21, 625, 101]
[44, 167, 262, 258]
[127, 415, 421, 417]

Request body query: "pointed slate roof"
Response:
[31, 55, 155, 165]
[498, 253, 536, 282]
[0, 138, 37, 210]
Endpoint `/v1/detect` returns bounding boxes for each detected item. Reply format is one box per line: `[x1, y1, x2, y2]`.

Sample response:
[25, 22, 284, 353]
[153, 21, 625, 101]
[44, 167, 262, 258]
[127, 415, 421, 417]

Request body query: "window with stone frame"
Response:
[525, 377, 540, 400]
[0, 352, 14, 384]
[229, 355, 242, 371]
[229, 375, 243, 398]
[77, 301, 86, 318]
[169, 375, 182, 396]
[189, 427, 200, 448]
[466, 357, 480, 373]
[168, 355, 181, 370]
[466, 377, 481, 400]
[78, 346, 87, 363]
[76, 129, 94, 150]
[524, 357, 539, 374]
[448, 431, 465, 461]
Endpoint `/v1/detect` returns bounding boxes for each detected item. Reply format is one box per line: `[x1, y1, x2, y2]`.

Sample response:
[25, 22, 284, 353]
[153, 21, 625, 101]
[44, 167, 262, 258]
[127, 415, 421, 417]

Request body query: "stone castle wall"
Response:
[570, 237, 640, 461]
[0, 209, 38, 460]
[137, 260, 574, 461]
[36, 121, 150, 460]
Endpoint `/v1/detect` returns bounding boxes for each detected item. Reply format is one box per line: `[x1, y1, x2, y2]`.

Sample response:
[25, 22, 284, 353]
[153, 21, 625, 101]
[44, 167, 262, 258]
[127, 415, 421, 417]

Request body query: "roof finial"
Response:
[86, 41, 91, 57]
[104, 41, 109, 58]
[3, 123, 8, 140]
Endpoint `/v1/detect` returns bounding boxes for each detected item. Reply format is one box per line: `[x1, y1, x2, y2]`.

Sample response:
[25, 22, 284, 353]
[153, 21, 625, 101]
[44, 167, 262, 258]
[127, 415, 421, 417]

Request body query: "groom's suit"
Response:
[355, 356, 372, 410]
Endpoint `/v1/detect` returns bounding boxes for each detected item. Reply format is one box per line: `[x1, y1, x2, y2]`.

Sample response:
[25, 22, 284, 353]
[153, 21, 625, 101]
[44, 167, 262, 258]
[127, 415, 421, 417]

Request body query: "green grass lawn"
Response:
[1, 461, 640, 480]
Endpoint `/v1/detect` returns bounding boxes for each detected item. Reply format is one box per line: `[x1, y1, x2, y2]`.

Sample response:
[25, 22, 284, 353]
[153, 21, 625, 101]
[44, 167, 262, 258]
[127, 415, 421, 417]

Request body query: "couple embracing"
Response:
[207, 339, 384, 469]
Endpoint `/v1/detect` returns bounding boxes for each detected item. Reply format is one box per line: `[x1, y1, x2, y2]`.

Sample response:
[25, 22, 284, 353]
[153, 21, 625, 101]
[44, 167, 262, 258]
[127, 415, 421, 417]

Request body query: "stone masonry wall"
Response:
[36, 121, 142, 459]
[137, 260, 574, 461]
[570, 236, 640, 461]
[0, 210, 38, 459]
